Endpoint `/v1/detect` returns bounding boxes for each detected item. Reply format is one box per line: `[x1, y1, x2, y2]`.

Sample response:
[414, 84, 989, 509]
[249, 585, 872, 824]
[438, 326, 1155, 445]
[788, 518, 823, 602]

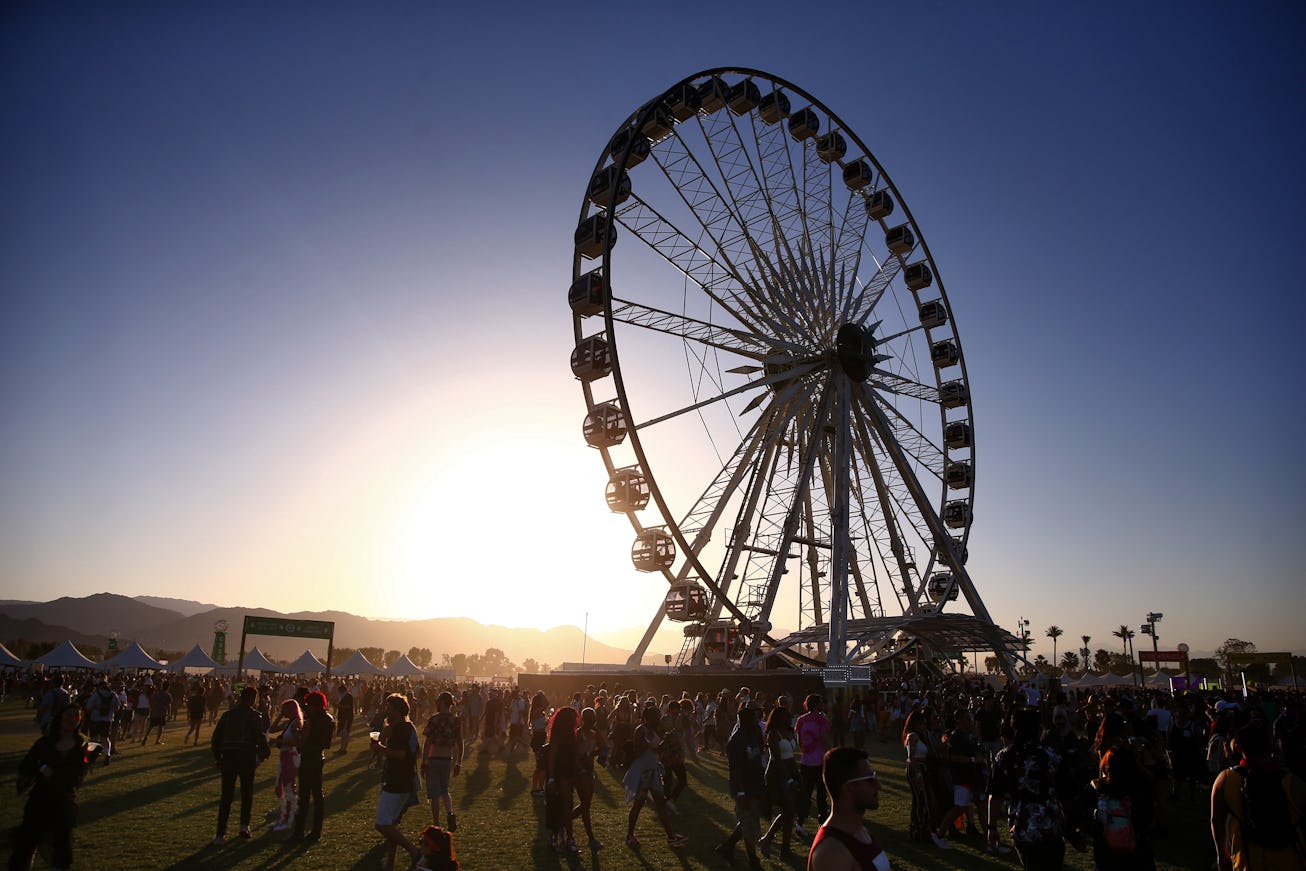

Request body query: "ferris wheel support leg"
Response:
[857, 385, 1018, 682]
[827, 376, 853, 667]
[626, 602, 671, 668]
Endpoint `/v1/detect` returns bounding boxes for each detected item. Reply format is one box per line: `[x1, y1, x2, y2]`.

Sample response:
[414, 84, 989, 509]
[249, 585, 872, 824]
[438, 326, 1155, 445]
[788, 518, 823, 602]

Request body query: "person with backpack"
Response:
[1211, 722, 1306, 871]
[86, 677, 119, 764]
[1092, 747, 1156, 870]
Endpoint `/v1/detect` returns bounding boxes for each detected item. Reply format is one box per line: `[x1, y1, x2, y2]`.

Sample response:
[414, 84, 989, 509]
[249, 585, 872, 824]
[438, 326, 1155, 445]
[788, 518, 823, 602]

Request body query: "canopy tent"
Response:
[212, 647, 282, 673]
[385, 654, 426, 676]
[0, 641, 24, 668]
[34, 640, 98, 669]
[285, 650, 327, 674]
[97, 640, 164, 671]
[334, 650, 385, 676]
[1073, 671, 1136, 688]
[1142, 670, 1175, 689]
[166, 644, 221, 673]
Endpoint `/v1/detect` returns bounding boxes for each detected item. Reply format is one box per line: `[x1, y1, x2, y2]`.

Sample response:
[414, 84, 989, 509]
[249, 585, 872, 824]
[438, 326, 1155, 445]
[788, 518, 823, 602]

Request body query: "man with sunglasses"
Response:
[807, 747, 890, 871]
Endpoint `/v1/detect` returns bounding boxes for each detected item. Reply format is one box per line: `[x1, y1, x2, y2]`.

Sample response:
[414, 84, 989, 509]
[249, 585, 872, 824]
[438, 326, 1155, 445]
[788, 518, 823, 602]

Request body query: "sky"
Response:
[2, 2, 1304, 662]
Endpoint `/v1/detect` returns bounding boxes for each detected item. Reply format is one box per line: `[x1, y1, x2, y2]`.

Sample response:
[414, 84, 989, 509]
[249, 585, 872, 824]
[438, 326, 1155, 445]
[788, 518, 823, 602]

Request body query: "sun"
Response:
[379, 428, 666, 632]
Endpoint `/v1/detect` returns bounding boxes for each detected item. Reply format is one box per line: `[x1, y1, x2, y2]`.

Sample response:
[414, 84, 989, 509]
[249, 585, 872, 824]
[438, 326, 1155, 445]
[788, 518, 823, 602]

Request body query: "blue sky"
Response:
[2, 2, 1303, 660]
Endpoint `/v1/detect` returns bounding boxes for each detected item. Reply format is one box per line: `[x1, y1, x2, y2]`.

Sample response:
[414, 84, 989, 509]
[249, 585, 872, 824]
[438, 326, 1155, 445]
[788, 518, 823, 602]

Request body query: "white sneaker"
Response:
[931, 834, 952, 850]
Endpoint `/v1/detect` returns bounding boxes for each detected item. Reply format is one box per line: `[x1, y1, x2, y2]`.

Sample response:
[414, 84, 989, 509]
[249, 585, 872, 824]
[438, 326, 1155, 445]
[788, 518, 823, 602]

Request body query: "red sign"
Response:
[1139, 651, 1188, 665]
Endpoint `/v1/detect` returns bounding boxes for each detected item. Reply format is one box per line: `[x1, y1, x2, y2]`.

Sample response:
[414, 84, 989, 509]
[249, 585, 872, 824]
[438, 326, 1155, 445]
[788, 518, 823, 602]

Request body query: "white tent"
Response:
[34, 640, 98, 669]
[0, 641, 24, 668]
[97, 640, 164, 671]
[385, 654, 426, 676]
[212, 647, 282, 673]
[166, 644, 220, 673]
[1142, 671, 1174, 689]
[334, 650, 385, 676]
[285, 650, 327, 674]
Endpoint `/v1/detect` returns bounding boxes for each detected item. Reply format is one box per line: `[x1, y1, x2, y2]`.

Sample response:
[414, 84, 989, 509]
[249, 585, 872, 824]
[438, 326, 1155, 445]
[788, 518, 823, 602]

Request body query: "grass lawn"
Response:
[0, 702, 1217, 869]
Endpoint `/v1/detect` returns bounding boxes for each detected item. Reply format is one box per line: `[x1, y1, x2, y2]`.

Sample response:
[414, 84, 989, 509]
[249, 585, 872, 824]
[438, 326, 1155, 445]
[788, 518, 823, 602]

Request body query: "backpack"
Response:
[95, 688, 116, 718]
[1098, 795, 1137, 853]
[1238, 766, 1297, 850]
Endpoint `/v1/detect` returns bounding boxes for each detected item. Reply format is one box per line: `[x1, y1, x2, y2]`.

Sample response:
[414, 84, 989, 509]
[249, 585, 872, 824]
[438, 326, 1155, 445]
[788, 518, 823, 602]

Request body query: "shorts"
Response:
[149, 715, 167, 728]
[425, 758, 453, 798]
[375, 790, 410, 827]
[953, 784, 975, 807]
[509, 723, 524, 739]
[134, 709, 150, 720]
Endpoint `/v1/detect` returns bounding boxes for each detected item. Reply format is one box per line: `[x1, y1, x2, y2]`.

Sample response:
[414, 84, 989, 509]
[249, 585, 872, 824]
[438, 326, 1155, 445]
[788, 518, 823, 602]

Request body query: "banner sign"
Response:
[243, 616, 334, 640]
[212, 631, 227, 665]
[1139, 651, 1188, 665]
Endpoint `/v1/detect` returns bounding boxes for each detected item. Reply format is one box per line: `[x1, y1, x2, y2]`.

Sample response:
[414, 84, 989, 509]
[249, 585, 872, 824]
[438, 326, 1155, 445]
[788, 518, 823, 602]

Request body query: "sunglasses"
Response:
[845, 772, 879, 784]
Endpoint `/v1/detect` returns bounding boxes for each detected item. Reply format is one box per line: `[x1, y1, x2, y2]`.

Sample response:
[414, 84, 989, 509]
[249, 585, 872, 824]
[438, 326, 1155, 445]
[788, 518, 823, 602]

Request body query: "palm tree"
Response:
[1112, 624, 1132, 657]
[1046, 625, 1064, 669]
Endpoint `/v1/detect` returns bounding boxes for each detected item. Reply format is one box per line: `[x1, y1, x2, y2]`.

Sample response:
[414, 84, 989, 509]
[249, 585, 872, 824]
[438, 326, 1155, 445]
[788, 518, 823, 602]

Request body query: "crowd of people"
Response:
[8, 668, 1306, 870]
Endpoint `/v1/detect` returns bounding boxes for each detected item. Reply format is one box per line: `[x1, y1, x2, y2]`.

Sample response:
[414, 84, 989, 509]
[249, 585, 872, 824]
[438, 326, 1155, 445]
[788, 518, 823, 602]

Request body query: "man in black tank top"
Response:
[807, 747, 890, 871]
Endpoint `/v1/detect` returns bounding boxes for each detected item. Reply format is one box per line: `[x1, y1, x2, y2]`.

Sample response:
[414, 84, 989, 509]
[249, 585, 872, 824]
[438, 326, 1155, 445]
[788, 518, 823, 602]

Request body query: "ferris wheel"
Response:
[570, 68, 1015, 671]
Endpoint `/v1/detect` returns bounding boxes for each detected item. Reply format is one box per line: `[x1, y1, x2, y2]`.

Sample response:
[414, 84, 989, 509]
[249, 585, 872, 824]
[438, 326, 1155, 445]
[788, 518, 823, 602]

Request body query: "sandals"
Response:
[625, 835, 641, 850]
[667, 833, 689, 847]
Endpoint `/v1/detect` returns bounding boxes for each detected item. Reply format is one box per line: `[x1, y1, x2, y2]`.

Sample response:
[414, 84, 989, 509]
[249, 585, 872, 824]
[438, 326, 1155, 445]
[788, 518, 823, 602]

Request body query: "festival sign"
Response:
[243, 616, 334, 639]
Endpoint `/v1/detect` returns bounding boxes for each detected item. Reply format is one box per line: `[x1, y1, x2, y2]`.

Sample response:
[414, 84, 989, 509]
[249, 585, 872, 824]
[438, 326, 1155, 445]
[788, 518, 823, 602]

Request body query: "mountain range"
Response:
[0, 593, 670, 668]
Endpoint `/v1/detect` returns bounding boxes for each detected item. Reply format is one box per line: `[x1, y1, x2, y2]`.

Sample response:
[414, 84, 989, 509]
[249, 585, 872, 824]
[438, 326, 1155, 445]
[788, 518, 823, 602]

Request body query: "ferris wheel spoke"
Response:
[739, 375, 836, 664]
[609, 298, 774, 359]
[869, 369, 940, 403]
[849, 402, 929, 614]
[612, 194, 812, 348]
[843, 254, 903, 327]
[829, 186, 872, 322]
[632, 358, 823, 432]
[611, 195, 766, 336]
[864, 391, 945, 476]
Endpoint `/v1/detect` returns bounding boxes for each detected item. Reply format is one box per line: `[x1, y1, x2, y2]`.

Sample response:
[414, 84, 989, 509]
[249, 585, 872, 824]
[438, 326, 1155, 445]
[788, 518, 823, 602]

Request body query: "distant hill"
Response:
[0, 593, 653, 668]
[133, 595, 222, 618]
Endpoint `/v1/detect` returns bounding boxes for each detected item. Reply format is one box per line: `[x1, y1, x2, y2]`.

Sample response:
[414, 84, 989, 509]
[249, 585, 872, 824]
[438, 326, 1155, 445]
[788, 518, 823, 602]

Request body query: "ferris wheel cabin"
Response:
[842, 160, 874, 191]
[582, 401, 626, 449]
[945, 461, 974, 490]
[885, 224, 916, 256]
[606, 467, 650, 512]
[919, 300, 948, 329]
[865, 190, 894, 221]
[904, 262, 933, 291]
[927, 572, 960, 602]
[944, 420, 972, 449]
[570, 335, 612, 382]
[631, 528, 675, 572]
[663, 83, 703, 121]
[568, 269, 608, 318]
[816, 131, 847, 163]
[697, 76, 729, 113]
[943, 500, 973, 529]
[587, 165, 631, 209]
[575, 214, 616, 260]
[758, 90, 791, 124]
[607, 127, 651, 168]
[664, 583, 709, 621]
[788, 107, 820, 140]
[727, 80, 761, 115]
[939, 380, 970, 409]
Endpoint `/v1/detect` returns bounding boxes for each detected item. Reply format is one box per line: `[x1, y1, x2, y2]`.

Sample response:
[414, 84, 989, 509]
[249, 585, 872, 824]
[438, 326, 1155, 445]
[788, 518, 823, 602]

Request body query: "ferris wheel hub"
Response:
[835, 322, 877, 382]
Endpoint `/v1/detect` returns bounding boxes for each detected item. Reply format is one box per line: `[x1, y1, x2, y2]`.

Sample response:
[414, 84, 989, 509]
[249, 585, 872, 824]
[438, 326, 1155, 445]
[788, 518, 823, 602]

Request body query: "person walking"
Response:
[987, 708, 1073, 870]
[797, 694, 834, 830]
[807, 747, 890, 871]
[716, 704, 767, 871]
[10, 705, 98, 871]
[211, 685, 270, 845]
[622, 704, 688, 850]
[421, 690, 464, 834]
[760, 704, 802, 859]
[335, 683, 356, 754]
[1211, 722, 1306, 871]
[373, 693, 421, 871]
[293, 690, 334, 842]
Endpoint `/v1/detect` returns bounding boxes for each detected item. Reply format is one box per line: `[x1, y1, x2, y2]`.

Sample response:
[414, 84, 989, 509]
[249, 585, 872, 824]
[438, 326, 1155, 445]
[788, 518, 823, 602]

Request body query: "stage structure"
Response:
[235, 616, 335, 679]
[569, 68, 1021, 676]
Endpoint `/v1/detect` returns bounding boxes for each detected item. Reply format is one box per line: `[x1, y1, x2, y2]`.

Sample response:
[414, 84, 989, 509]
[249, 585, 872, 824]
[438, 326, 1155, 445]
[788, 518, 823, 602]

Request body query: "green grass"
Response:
[0, 702, 1216, 869]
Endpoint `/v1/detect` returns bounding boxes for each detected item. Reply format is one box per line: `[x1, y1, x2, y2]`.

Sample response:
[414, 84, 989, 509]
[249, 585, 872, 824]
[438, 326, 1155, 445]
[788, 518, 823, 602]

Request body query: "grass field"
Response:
[0, 702, 1217, 869]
